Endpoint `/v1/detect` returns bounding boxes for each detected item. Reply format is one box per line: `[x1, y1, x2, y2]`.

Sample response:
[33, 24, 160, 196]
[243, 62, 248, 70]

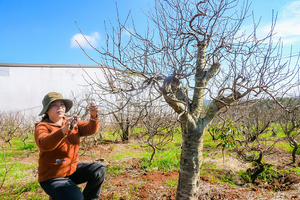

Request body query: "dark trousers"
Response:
[40, 163, 106, 200]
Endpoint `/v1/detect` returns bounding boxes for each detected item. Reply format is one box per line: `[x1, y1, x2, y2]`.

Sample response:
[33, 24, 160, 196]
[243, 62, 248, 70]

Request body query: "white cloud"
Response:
[260, 1, 300, 45]
[70, 32, 100, 49]
[282, 1, 300, 17]
[122, 28, 132, 37]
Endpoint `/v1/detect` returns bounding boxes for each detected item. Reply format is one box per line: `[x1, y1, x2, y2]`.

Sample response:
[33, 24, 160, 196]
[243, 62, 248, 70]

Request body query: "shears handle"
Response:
[70, 117, 77, 130]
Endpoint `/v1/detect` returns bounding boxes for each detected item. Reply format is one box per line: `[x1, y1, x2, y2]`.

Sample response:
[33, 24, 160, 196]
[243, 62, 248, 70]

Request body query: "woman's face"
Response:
[47, 100, 66, 121]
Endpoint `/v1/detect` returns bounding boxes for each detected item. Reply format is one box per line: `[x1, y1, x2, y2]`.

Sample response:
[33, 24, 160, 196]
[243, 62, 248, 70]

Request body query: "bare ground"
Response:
[1, 138, 300, 200]
[83, 140, 300, 200]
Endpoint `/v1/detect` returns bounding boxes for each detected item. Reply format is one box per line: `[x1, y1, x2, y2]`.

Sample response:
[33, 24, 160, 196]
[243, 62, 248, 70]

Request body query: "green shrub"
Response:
[18, 143, 36, 150]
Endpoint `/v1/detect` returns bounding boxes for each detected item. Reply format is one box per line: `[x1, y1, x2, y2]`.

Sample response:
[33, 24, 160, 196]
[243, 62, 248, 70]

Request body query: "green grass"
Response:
[280, 166, 300, 175]
[131, 127, 146, 134]
[203, 132, 218, 148]
[172, 127, 182, 142]
[0, 180, 47, 200]
[203, 151, 209, 157]
[3, 134, 37, 151]
[0, 135, 59, 199]
[139, 145, 181, 172]
[127, 143, 142, 149]
[0, 151, 14, 163]
[17, 143, 37, 150]
[106, 165, 122, 176]
[110, 145, 147, 161]
[0, 162, 37, 182]
[111, 153, 124, 160]
[110, 150, 144, 160]
[151, 150, 180, 171]
[165, 176, 178, 187]
[201, 161, 241, 186]
[1, 123, 299, 199]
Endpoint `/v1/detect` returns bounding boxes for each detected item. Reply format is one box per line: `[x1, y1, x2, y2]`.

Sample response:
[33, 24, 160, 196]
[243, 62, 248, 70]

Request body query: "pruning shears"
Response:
[70, 108, 82, 130]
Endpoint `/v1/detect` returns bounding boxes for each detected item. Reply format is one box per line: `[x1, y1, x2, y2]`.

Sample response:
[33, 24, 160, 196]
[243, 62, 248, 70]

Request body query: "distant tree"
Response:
[0, 112, 22, 146]
[77, 0, 299, 199]
[0, 112, 19, 189]
[139, 106, 178, 164]
[111, 100, 146, 142]
[233, 101, 278, 183]
[275, 99, 300, 165]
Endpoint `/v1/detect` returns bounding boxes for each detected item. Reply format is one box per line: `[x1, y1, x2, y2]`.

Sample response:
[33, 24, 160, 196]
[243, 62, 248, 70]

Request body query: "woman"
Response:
[34, 92, 106, 200]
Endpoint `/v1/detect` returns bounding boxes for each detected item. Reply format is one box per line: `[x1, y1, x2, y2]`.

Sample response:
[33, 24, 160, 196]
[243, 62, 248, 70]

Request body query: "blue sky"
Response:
[0, 0, 300, 65]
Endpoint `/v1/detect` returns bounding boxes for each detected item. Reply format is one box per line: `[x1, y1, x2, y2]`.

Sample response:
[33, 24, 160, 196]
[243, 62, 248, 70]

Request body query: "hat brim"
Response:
[39, 99, 73, 116]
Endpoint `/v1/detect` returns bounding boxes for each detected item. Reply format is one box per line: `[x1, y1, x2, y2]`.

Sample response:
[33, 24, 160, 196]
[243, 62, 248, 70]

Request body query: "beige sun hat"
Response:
[39, 92, 73, 116]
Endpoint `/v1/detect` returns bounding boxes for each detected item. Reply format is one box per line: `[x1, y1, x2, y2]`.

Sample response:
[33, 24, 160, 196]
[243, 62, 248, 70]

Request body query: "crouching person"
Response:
[34, 92, 106, 200]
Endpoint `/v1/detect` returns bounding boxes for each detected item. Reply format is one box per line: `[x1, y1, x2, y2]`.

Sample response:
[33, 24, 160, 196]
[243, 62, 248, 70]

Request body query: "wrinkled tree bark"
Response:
[161, 42, 242, 198]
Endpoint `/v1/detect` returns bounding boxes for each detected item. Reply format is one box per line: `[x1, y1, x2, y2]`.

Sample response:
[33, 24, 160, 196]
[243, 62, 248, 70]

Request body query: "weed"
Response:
[221, 172, 237, 186]
[203, 151, 209, 157]
[127, 144, 141, 149]
[257, 165, 279, 183]
[111, 153, 123, 160]
[238, 170, 252, 183]
[18, 181, 40, 193]
[106, 165, 122, 177]
[18, 143, 36, 150]
[139, 147, 180, 172]
[112, 192, 120, 200]
[165, 177, 178, 187]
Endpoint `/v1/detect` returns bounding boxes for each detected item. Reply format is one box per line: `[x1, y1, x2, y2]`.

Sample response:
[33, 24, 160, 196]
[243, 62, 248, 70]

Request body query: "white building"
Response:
[0, 63, 103, 118]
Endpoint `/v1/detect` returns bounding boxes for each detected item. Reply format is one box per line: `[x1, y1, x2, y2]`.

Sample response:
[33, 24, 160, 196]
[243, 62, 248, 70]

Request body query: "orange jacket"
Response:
[34, 116, 99, 182]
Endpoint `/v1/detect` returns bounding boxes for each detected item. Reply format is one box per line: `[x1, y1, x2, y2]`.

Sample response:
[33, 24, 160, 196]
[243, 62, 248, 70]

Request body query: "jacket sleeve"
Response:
[78, 116, 100, 137]
[34, 124, 67, 151]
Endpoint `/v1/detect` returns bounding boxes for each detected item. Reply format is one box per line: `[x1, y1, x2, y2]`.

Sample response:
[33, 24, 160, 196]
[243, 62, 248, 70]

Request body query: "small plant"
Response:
[106, 165, 122, 177]
[17, 143, 36, 150]
[257, 165, 278, 183]
[209, 119, 240, 163]
[221, 171, 237, 186]
[112, 192, 120, 200]
[239, 169, 252, 183]
[203, 151, 209, 157]
[165, 177, 178, 187]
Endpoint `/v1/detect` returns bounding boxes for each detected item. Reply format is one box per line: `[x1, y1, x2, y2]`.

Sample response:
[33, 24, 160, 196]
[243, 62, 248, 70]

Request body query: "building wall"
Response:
[0, 64, 103, 118]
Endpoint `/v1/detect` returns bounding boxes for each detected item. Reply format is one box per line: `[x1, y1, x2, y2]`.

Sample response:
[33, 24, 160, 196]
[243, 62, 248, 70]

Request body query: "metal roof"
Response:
[0, 63, 100, 68]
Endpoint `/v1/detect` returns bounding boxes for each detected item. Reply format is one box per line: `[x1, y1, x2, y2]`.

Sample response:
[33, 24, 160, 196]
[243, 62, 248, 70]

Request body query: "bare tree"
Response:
[139, 106, 178, 164]
[0, 112, 22, 146]
[18, 117, 35, 147]
[76, 0, 299, 199]
[275, 98, 300, 165]
[110, 99, 146, 142]
[0, 113, 17, 189]
[232, 101, 278, 183]
[0, 139, 13, 190]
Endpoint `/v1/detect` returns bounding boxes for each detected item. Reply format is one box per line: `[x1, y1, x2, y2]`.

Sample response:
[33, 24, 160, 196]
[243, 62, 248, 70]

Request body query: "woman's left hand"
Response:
[89, 103, 98, 118]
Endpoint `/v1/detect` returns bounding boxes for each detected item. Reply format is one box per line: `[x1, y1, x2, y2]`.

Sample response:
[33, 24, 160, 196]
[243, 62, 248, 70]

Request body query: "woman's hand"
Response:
[61, 115, 80, 135]
[89, 103, 98, 118]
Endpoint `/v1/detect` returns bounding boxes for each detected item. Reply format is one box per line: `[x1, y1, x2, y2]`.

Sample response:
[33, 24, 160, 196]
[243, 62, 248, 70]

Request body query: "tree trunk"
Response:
[149, 144, 156, 164]
[122, 127, 129, 142]
[291, 141, 298, 164]
[176, 121, 204, 200]
[121, 118, 130, 142]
